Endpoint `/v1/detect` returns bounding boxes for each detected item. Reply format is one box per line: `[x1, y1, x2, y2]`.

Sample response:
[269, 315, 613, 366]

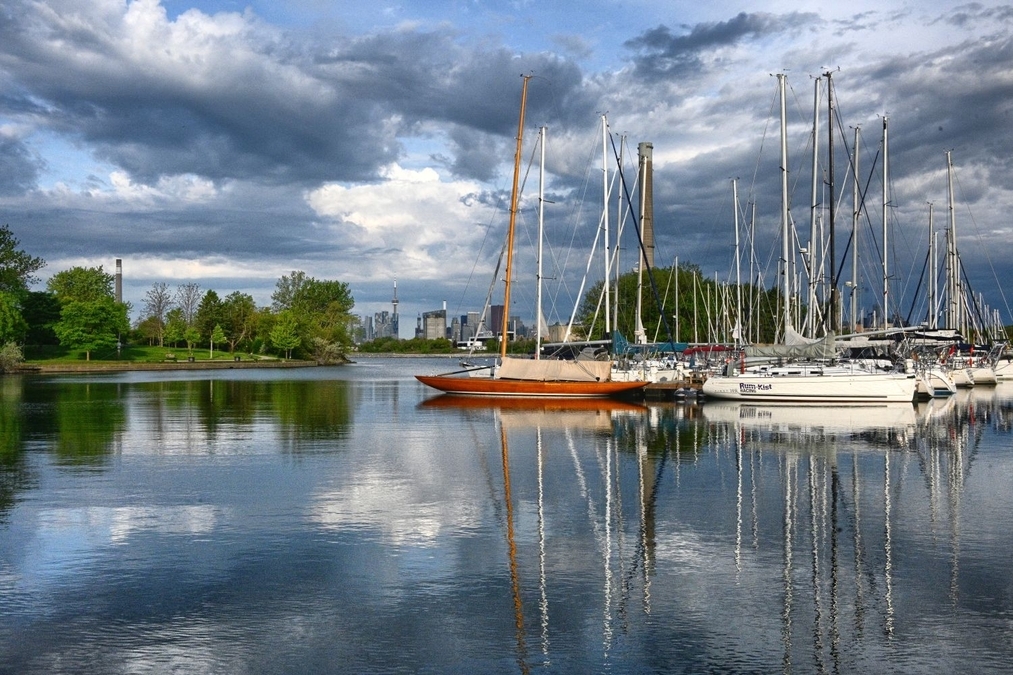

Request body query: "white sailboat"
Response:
[702, 73, 917, 404]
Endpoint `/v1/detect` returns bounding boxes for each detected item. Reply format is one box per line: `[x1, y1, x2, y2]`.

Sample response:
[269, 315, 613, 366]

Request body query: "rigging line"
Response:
[958, 260, 990, 337]
[607, 131, 676, 347]
[455, 175, 515, 320]
[952, 165, 1013, 322]
[552, 118, 608, 324]
[745, 79, 781, 208]
[904, 248, 931, 326]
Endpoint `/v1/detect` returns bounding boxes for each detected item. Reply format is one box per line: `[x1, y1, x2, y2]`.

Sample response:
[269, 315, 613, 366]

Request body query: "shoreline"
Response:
[17, 359, 326, 374]
[14, 352, 465, 374]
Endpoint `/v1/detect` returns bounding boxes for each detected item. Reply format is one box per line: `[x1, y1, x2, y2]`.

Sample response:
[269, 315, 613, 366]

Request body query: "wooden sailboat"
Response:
[416, 76, 647, 399]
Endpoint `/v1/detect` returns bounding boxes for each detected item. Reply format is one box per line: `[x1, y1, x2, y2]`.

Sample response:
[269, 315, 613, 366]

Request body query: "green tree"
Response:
[21, 291, 61, 346]
[269, 311, 301, 358]
[272, 272, 355, 353]
[164, 308, 186, 348]
[293, 278, 355, 348]
[221, 291, 257, 352]
[184, 326, 200, 356]
[210, 324, 226, 358]
[195, 290, 223, 347]
[52, 297, 130, 360]
[271, 271, 307, 312]
[0, 341, 23, 372]
[0, 292, 28, 344]
[0, 224, 45, 295]
[46, 266, 114, 303]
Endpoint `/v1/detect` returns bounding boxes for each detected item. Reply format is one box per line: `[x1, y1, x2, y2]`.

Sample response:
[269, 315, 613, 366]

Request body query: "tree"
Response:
[272, 271, 307, 312]
[298, 278, 355, 350]
[52, 297, 130, 360]
[164, 308, 186, 348]
[0, 224, 45, 295]
[0, 341, 23, 373]
[175, 282, 201, 326]
[269, 311, 301, 358]
[0, 292, 28, 343]
[221, 291, 256, 352]
[195, 290, 223, 346]
[46, 266, 114, 303]
[210, 324, 226, 358]
[274, 273, 356, 351]
[21, 291, 61, 346]
[142, 282, 173, 347]
[183, 326, 200, 356]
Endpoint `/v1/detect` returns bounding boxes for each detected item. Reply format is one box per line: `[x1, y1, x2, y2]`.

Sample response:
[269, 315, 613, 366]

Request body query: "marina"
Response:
[2, 358, 1012, 673]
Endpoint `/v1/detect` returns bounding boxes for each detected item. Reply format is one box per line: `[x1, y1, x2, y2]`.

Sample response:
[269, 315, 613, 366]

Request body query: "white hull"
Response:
[995, 357, 1013, 382]
[702, 368, 917, 403]
[916, 366, 957, 398]
[950, 367, 975, 388]
[970, 366, 997, 386]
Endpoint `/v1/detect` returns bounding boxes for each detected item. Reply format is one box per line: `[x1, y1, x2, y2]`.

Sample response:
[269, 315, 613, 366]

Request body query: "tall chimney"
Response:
[115, 259, 122, 303]
[637, 142, 655, 268]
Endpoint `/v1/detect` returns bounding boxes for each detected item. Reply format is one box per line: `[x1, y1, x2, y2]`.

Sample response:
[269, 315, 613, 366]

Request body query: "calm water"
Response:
[2, 358, 1012, 674]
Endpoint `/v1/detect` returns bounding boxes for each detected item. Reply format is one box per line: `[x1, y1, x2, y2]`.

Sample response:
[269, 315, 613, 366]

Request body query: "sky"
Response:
[1, 0, 1012, 338]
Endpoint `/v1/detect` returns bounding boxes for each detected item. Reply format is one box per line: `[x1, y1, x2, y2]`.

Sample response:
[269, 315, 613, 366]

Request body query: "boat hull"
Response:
[701, 372, 917, 403]
[415, 374, 647, 398]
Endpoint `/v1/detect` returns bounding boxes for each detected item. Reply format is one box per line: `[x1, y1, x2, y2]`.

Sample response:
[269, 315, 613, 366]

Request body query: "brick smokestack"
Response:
[115, 259, 122, 303]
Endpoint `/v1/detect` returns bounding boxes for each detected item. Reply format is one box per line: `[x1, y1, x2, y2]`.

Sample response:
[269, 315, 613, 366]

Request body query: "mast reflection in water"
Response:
[1, 361, 1012, 673]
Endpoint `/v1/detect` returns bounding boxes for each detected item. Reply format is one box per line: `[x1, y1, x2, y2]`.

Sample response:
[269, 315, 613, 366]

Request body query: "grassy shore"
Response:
[17, 344, 328, 373]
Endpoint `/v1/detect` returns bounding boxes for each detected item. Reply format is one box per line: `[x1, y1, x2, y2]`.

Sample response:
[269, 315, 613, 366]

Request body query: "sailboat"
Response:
[416, 77, 648, 399]
[701, 73, 917, 404]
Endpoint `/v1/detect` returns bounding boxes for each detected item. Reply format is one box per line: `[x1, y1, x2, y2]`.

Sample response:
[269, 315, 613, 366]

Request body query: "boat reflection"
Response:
[698, 390, 986, 672]
[420, 392, 655, 671]
[419, 394, 647, 432]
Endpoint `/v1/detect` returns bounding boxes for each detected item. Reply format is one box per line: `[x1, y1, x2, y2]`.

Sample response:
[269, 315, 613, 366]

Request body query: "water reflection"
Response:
[0, 375, 353, 514]
[1, 369, 1012, 673]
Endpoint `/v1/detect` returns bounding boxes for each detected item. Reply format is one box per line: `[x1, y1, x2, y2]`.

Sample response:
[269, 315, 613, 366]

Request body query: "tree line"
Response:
[0, 225, 355, 367]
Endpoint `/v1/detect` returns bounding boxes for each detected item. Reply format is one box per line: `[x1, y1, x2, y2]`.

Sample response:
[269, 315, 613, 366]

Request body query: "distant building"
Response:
[420, 306, 447, 340]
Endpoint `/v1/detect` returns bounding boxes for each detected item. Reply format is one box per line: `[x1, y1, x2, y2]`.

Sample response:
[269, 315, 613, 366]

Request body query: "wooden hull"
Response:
[415, 374, 647, 398]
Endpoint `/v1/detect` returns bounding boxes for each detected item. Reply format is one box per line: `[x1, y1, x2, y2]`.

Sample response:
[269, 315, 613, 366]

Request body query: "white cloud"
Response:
[306, 164, 495, 279]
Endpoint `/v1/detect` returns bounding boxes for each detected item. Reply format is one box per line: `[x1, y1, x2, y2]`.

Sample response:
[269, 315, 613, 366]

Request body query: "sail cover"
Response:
[497, 356, 612, 382]
[744, 332, 839, 360]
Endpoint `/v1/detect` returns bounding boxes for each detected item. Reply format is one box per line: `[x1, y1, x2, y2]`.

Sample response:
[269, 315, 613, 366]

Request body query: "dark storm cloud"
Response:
[0, 2, 588, 188]
[624, 12, 822, 81]
[0, 134, 41, 195]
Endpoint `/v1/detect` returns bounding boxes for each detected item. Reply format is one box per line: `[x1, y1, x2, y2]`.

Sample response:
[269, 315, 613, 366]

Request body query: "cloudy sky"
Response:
[1, 0, 1011, 336]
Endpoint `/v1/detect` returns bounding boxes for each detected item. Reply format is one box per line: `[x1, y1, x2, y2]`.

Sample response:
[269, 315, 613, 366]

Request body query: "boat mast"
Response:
[500, 75, 531, 360]
[945, 150, 960, 332]
[733, 178, 743, 346]
[777, 73, 792, 339]
[882, 116, 890, 329]
[602, 115, 611, 338]
[928, 202, 937, 330]
[807, 77, 820, 339]
[826, 69, 839, 334]
[850, 125, 860, 331]
[536, 125, 546, 360]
